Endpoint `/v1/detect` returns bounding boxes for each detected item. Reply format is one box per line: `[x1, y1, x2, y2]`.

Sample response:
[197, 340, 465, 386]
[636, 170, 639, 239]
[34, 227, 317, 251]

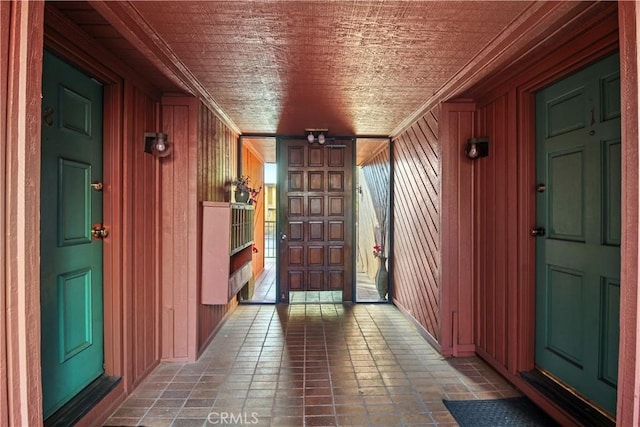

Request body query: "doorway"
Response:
[277, 137, 355, 303]
[40, 50, 105, 418]
[534, 52, 620, 416]
[355, 138, 391, 302]
[241, 136, 392, 304]
[240, 138, 277, 303]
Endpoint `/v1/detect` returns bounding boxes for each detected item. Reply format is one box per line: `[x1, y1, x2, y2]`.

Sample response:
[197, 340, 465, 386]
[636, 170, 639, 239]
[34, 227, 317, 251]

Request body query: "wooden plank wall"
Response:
[198, 102, 237, 202]
[160, 97, 200, 361]
[439, 102, 476, 357]
[473, 95, 517, 368]
[197, 103, 239, 353]
[122, 83, 159, 389]
[123, 83, 160, 387]
[392, 106, 441, 342]
[241, 145, 265, 278]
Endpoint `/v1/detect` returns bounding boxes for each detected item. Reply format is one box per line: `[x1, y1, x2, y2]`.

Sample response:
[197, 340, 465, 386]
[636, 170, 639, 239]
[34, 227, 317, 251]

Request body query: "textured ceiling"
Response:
[53, 1, 536, 136]
[131, 1, 531, 136]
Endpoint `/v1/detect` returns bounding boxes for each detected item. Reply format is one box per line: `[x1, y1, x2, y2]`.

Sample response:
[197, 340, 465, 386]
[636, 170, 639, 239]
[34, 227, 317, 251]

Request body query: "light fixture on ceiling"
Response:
[144, 132, 173, 158]
[305, 128, 328, 145]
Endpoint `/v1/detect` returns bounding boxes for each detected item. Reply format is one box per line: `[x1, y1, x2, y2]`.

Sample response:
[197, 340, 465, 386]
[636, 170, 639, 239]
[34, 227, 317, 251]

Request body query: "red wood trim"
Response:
[90, 1, 241, 134]
[440, 101, 476, 357]
[43, 4, 160, 100]
[473, 3, 618, 104]
[43, 12, 130, 386]
[617, 3, 640, 425]
[102, 79, 125, 381]
[504, 89, 521, 375]
[74, 382, 126, 427]
[514, 86, 536, 372]
[2, 2, 45, 425]
[160, 96, 200, 362]
[510, 12, 619, 376]
[0, 2, 11, 422]
[467, 6, 626, 422]
[44, 0, 168, 393]
[476, 348, 580, 427]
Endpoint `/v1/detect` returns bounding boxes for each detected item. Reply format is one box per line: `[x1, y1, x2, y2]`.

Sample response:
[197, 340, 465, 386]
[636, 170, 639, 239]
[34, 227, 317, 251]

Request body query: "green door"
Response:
[40, 51, 105, 418]
[535, 53, 620, 416]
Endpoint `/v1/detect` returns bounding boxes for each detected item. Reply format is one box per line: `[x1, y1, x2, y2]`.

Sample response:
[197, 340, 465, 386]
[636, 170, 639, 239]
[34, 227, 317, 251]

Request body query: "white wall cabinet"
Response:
[201, 202, 254, 304]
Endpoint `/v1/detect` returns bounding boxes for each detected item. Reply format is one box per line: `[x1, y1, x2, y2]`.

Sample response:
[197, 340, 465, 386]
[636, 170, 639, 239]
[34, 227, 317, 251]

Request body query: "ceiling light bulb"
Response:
[318, 133, 325, 144]
[307, 133, 315, 143]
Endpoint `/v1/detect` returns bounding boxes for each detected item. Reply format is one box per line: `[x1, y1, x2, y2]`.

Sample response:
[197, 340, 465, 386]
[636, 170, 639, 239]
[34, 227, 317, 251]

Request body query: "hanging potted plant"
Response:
[232, 175, 261, 204]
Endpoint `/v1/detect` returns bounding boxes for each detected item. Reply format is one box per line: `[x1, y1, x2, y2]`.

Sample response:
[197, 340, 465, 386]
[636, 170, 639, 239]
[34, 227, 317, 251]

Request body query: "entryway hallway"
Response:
[104, 304, 520, 426]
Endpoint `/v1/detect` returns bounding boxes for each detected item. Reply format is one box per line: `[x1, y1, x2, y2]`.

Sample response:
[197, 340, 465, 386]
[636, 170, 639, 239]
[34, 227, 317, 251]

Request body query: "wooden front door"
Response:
[534, 53, 620, 416]
[40, 51, 105, 418]
[277, 138, 354, 302]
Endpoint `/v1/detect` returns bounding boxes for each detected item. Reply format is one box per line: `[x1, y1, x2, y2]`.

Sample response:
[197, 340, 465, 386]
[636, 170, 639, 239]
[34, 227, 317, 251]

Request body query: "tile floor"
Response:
[245, 260, 385, 303]
[104, 304, 521, 426]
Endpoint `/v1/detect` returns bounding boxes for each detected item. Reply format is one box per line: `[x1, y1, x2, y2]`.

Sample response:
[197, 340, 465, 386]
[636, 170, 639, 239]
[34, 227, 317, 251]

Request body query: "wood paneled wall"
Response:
[123, 83, 160, 386]
[198, 102, 237, 202]
[160, 97, 199, 361]
[440, 102, 476, 357]
[241, 145, 265, 277]
[392, 107, 441, 343]
[162, 96, 240, 361]
[197, 104, 239, 353]
[473, 96, 518, 368]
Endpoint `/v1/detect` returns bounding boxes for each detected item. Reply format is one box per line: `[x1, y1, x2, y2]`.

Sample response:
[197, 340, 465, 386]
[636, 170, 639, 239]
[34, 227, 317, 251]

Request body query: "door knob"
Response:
[281, 233, 287, 241]
[530, 227, 546, 237]
[91, 224, 109, 239]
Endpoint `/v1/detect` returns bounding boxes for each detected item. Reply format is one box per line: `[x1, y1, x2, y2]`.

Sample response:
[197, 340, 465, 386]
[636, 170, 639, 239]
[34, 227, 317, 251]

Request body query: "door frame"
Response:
[275, 136, 357, 303]
[43, 7, 129, 394]
[531, 53, 621, 416]
[517, 46, 620, 370]
[515, 37, 622, 418]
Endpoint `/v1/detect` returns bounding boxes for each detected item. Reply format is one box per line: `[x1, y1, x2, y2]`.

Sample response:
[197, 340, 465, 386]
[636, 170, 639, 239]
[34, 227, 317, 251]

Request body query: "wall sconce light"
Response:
[465, 137, 489, 159]
[305, 128, 329, 145]
[144, 132, 172, 158]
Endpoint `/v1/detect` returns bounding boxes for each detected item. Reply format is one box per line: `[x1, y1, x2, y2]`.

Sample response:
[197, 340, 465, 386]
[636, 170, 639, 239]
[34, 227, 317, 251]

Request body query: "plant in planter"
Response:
[373, 244, 388, 300]
[232, 175, 261, 204]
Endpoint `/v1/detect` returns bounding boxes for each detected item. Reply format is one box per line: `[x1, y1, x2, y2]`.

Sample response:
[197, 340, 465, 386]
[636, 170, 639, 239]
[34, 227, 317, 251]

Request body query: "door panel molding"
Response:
[535, 53, 621, 416]
[277, 138, 355, 302]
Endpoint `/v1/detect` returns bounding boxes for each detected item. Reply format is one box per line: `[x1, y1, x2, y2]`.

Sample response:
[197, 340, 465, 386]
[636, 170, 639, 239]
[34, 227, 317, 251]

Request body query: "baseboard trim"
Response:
[392, 298, 441, 353]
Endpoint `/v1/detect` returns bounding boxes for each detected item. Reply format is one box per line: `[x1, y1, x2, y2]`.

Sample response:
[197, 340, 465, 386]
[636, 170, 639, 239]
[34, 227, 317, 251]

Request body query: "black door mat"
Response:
[443, 397, 559, 427]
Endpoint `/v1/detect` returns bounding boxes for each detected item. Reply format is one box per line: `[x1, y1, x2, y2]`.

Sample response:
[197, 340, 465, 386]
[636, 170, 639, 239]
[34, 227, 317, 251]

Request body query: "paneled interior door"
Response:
[40, 50, 105, 418]
[277, 138, 354, 302]
[534, 53, 620, 416]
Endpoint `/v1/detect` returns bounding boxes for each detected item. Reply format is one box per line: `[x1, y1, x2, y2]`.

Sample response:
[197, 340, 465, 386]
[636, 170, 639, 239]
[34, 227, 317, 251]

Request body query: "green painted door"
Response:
[40, 51, 105, 418]
[535, 53, 620, 416]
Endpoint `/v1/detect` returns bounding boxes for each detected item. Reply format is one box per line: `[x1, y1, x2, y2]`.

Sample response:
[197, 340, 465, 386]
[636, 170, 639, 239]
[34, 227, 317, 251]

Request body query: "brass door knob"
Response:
[91, 224, 109, 239]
